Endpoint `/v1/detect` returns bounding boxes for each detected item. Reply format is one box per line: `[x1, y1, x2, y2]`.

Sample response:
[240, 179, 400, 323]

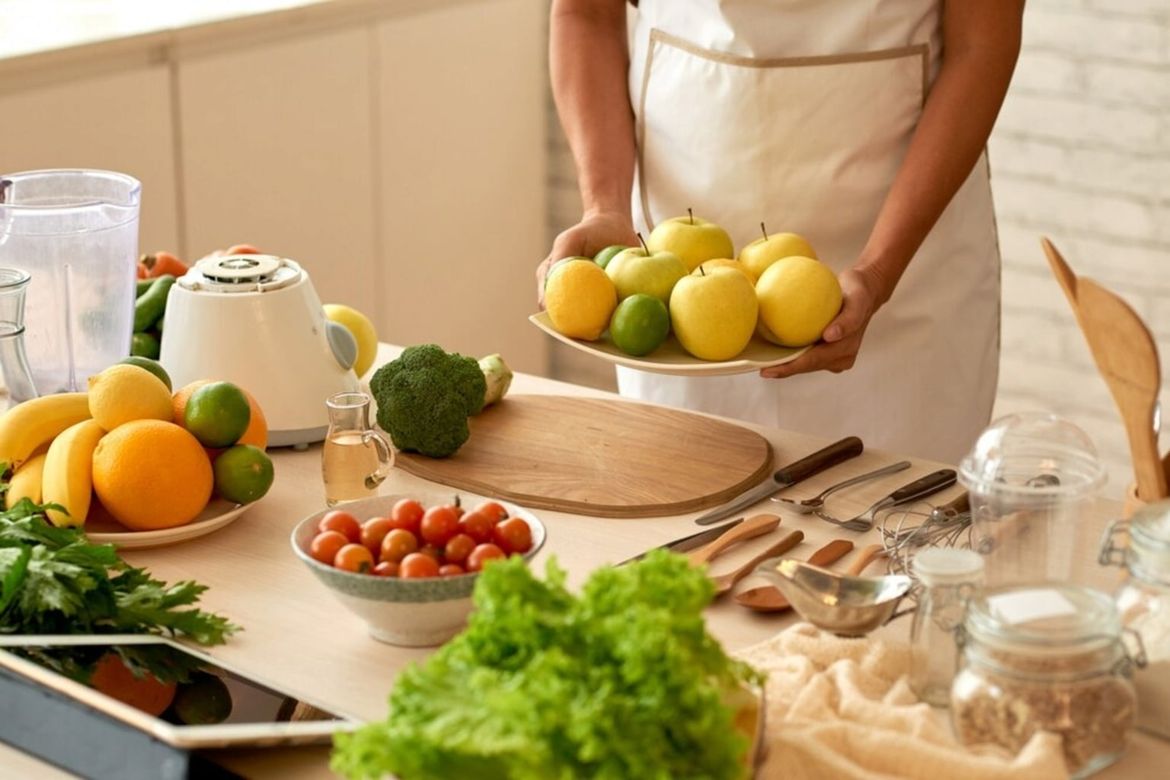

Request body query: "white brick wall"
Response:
[543, 4, 1170, 498]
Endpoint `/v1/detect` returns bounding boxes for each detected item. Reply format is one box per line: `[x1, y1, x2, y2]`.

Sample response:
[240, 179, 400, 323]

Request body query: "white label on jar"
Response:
[987, 589, 1078, 625]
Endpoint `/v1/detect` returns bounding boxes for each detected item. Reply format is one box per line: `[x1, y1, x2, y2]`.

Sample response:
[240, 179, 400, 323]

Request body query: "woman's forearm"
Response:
[856, 1, 1024, 305]
[550, 0, 636, 218]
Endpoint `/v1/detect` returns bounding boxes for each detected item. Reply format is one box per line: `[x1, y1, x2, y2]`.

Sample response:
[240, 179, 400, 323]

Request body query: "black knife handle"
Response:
[890, 468, 958, 504]
[773, 436, 864, 486]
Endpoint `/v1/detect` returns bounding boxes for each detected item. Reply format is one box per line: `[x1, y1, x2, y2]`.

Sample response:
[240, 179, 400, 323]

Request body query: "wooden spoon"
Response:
[734, 539, 854, 612]
[686, 514, 780, 566]
[710, 530, 804, 596]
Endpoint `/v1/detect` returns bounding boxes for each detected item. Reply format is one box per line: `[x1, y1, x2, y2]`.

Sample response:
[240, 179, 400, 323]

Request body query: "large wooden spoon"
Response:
[734, 539, 854, 612]
[710, 530, 804, 596]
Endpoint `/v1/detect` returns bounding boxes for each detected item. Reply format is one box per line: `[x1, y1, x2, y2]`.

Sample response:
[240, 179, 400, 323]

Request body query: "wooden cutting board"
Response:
[395, 395, 773, 518]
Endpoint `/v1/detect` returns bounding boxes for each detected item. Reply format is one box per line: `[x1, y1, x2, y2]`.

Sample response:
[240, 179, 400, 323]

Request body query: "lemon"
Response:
[323, 304, 378, 378]
[119, 356, 172, 391]
[755, 256, 843, 347]
[544, 259, 617, 341]
[88, 364, 174, 432]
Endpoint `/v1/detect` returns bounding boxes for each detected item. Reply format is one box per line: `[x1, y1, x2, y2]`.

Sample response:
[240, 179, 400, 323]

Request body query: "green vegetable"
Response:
[478, 353, 513, 407]
[332, 552, 759, 780]
[0, 495, 237, 645]
[133, 274, 175, 333]
[130, 331, 161, 359]
[369, 344, 487, 458]
[136, 278, 155, 298]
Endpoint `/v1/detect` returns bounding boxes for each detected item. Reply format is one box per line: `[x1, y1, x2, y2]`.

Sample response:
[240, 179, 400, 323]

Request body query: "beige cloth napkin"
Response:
[735, 623, 1068, 780]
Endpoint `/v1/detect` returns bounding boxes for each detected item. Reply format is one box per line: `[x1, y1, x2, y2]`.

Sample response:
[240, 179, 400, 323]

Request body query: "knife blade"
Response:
[617, 518, 744, 565]
[693, 436, 864, 525]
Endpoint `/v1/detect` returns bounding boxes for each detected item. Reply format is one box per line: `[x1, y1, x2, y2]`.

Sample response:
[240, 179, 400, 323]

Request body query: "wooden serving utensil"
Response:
[710, 530, 804, 596]
[686, 514, 780, 566]
[734, 539, 854, 612]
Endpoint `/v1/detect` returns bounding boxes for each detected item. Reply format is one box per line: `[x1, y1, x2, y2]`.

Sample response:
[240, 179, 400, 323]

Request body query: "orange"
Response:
[92, 420, 213, 531]
[89, 652, 177, 717]
[173, 380, 268, 450]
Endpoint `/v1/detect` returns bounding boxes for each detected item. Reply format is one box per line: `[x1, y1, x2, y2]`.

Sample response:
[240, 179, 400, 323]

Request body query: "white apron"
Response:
[618, 0, 1002, 464]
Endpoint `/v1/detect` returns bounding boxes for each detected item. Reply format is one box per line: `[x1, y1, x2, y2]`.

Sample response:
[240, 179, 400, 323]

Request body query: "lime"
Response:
[172, 673, 233, 725]
[610, 294, 670, 356]
[119, 355, 171, 390]
[130, 332, 161, 360]
[594, 245, 629, 269]
[184, 382, 251, 448]
[214, 444, 275, 504]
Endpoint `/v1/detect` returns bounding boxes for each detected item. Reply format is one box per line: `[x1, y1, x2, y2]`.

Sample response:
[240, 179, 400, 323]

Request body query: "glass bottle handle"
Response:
[362, 429, 395, 489]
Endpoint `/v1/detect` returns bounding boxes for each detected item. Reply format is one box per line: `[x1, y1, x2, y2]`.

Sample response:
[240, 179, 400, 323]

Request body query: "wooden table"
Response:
[3, 350, 1165, 778]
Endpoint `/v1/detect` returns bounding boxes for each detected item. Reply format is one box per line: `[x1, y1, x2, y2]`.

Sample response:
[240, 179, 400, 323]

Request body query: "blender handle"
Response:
[363, 428, 396, 489]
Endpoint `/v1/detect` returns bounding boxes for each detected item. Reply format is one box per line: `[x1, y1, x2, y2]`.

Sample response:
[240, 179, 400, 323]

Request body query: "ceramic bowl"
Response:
[291, 492, 546, 647]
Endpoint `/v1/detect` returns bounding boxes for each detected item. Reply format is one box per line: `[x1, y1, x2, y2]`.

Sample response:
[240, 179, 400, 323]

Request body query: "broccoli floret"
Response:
[369, 344, 487, 458]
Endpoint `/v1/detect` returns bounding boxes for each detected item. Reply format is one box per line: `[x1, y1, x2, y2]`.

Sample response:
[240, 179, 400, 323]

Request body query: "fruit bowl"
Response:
[291, 492, 547, 647]
[529, 312, 809, 377]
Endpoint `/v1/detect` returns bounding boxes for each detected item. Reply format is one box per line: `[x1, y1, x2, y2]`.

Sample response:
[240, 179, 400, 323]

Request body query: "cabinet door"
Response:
[376, 0, 548, 374]
[0, 66, 180, 256]
[178, 28, 377, 315]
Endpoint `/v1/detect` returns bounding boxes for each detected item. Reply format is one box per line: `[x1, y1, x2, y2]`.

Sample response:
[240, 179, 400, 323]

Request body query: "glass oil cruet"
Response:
[322, 391, 395, 506]
[0, 268, 38, 405]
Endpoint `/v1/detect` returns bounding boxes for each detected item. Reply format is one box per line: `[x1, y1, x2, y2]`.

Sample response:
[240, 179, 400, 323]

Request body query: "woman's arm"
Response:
[763, 0, 1024, 378]
[538, 0, 639, 302]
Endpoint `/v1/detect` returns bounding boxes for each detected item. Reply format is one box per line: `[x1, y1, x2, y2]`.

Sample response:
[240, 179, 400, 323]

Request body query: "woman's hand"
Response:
[536, 211, 638, 306]
[759, 267, 886, 379]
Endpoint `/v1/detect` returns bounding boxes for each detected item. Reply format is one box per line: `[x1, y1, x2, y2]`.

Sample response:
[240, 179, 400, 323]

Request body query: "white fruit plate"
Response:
[529, 312, 810, 377]
[85, 499, 253, 549]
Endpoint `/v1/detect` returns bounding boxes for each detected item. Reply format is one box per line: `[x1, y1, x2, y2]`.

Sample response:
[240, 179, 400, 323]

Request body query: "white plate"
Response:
[85, 500, 253, 549]
[529, 312, 810, 377]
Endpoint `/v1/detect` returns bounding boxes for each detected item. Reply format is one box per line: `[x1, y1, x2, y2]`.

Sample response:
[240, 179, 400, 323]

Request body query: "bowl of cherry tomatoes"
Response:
[291, 492, 546, 647]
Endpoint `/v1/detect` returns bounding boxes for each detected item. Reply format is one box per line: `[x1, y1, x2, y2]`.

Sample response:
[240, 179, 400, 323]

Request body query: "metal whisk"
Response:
[876, 492, 973, 580]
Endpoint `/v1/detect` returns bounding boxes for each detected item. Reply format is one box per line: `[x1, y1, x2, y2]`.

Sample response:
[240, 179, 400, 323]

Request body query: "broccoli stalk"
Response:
[369, 345, 487, 458]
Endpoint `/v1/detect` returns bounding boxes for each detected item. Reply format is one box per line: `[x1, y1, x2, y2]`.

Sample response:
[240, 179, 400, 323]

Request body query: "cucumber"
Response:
[134, 275, 175, 333]
[136, 278, 155, 298]
[130, 332, 161, 360]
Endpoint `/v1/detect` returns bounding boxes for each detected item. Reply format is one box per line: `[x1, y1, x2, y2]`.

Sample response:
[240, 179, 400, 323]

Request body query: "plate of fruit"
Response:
[532, 216, 842, 376]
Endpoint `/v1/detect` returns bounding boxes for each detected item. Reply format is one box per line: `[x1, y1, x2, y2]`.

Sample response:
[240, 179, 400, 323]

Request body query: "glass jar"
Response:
[951, 584, 1142, 778]
[1099, 499, 1170, 740]
[322, 391, 395, 506]
[909, 548, 984, 706]
[959, 413, 1106, 587]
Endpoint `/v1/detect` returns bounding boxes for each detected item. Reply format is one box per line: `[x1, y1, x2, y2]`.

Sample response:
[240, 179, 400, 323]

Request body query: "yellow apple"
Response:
[693, 258, 756, 284]
[738, 227, 817, 281]
[755, 256, 842, 347]
[669, 267, 758, 360]
[647, 212, 734, 272]
[605, 246, 688, 303]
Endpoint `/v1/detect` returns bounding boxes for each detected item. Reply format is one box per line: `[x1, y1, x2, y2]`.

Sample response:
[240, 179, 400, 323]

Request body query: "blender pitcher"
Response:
[0, 170, 141, 400]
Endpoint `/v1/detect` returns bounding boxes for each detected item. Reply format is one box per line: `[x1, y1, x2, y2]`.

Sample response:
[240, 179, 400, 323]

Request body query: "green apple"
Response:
[605, 246, 688, 304]
[594, 245, 629, 269]
[669, 267, 758, 360]
[646, 211, 734, 272]
[738, 225, 817, 280]
[756, 256, 842, 347]
[545, 256, 592, 289]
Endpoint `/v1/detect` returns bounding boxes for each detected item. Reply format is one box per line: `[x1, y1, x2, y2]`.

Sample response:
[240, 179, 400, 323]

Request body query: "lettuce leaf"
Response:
[333, 551, 758, 780]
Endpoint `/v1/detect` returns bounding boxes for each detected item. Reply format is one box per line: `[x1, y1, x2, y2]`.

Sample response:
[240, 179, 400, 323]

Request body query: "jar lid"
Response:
[967, 584, 1120, 654]
[958, 412, 1106, 500]
[911, 548, 984, 585]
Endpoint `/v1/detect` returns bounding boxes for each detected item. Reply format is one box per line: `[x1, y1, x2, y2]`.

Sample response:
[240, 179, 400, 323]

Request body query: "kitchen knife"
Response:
[693, 436, 864, 525]
[617, 517, 744, 565]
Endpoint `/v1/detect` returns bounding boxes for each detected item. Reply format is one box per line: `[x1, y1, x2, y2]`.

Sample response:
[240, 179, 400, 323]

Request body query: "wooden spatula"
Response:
[686, 514, 780, 566]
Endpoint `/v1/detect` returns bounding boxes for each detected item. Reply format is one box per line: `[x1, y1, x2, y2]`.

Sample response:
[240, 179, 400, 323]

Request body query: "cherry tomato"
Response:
[318, 510, 361, 543]
[444, 533, 476, 564]
[334, 543, 374, 574]
[360, 516, 395, 556]
[438, 564, 465, 577]
[380, 528, 419, 563]
[477, 501, 508, 524]
[400, 552, 440, 579]
[309, 530, 348, 565]
[458, 510, 495, 544]
[418, 544, 443, 562]
[467, 543, 506, 572]
[421, 505, 460, 547]
[225, 243, 263, 255]
[373, 561, 400, 577]
[388, 499, 424, 534]
[493, 518, 533, 555]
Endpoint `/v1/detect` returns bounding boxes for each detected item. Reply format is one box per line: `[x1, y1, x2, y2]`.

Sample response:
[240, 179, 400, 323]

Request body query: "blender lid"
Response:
[179, 254, 303, 294]
[958, 412, 1106, 498]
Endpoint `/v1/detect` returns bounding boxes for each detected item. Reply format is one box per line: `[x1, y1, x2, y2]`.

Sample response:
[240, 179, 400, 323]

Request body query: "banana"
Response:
[42, 419, 105, 528]
[0, 393, 91, 471]
[5, 452, 47, 509]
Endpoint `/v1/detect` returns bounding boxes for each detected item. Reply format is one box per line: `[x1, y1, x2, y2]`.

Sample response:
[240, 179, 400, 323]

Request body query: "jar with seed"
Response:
[951, 584, 1142, 778]
[1099, 499, 1170, 740]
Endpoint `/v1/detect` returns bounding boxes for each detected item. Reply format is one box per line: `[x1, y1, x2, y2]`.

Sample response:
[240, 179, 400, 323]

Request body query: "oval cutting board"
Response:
[395, 395, 773, 518]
